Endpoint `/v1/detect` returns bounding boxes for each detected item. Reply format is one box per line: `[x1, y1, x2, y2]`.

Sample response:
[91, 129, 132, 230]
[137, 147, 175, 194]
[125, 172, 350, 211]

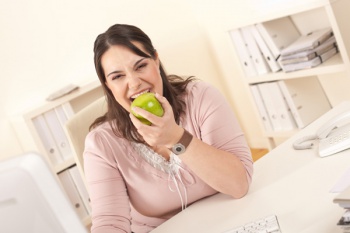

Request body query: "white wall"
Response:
[0, 0, 229, 159]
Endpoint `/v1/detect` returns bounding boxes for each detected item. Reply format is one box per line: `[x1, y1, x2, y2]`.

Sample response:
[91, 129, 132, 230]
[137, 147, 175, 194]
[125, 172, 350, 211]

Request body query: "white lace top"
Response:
[132, 142, 188, 210]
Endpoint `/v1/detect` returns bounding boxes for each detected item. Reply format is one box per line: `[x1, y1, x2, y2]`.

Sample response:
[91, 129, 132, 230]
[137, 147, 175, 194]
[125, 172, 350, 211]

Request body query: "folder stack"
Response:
[229, 17, 301, 76]
[32, 103, 75, 167]
[334, 185, 350, 232]
[279, 28, 338, 72]
[250, 77, 331, 132]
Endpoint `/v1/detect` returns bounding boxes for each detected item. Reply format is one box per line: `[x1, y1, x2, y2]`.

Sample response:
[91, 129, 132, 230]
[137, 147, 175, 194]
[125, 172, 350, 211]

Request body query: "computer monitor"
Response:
[0, 152, 87, 233]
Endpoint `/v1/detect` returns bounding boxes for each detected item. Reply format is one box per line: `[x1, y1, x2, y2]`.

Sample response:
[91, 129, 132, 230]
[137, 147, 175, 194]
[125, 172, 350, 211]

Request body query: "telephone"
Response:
[293, 110, 350, 157]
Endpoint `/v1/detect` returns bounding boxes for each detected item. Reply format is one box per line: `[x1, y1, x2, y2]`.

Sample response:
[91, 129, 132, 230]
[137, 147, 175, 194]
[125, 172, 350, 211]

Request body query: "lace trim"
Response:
[132, 143, 188, 210]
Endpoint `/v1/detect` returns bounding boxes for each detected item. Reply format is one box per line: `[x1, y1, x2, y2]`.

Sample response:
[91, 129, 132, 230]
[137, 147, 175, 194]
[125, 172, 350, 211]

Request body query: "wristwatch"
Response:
[171, 129, 193, 155]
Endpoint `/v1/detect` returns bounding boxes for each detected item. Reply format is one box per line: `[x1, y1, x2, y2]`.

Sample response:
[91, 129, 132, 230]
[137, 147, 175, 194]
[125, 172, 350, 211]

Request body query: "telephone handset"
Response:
[293, 110, 350, 157]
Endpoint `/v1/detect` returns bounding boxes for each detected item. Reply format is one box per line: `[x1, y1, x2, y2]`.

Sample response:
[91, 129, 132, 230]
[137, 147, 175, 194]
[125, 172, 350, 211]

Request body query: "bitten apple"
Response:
[131, 93, 164, 125]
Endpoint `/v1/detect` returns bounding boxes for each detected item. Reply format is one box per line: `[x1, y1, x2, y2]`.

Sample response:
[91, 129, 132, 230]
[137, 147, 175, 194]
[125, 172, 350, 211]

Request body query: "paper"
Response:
[330, 167, 350, 193]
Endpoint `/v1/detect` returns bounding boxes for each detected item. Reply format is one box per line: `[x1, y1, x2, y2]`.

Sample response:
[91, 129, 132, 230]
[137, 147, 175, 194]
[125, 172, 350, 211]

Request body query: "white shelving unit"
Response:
[11, 80, 103, 226]
[225, 0, 350, 149]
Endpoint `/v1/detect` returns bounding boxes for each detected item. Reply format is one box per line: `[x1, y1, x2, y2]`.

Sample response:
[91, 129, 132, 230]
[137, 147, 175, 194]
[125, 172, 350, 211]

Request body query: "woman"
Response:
[84, 24, 253, 233]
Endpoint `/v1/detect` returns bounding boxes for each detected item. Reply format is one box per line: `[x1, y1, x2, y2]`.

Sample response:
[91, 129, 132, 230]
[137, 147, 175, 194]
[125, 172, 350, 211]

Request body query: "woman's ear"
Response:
[154, 50, 160, 67]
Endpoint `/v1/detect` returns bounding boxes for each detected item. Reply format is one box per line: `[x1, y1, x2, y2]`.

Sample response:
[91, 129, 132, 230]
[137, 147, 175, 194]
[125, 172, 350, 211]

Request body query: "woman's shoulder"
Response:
[85, 121, 129, 153]
[186, 80, 213, 94]
[86, 121, 114, 141]
[186, 80, 222, 100]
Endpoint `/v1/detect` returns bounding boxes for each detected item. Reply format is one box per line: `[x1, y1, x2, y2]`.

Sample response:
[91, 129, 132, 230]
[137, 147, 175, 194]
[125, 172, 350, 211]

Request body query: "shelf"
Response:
[24, 80, 102, 118]
[11, 78, 100, 226]
[54, 157, 76, 173]
[247, 54, 345, 84]
[224, 0, 350, 149]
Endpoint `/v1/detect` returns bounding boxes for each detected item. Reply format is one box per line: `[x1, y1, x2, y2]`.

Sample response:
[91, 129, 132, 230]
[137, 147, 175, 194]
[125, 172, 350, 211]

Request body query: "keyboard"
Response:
[223, 215, 282, 233]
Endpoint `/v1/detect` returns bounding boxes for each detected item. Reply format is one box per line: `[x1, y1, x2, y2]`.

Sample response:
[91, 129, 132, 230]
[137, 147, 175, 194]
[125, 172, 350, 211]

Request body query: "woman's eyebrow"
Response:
[106, 57, 147, 78]
[106, 70, 122, 78]
[133, 57, 147, 69]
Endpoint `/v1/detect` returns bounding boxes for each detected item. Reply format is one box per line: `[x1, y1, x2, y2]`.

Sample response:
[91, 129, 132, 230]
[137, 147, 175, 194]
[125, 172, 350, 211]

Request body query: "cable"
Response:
[292, 134, 318, 150]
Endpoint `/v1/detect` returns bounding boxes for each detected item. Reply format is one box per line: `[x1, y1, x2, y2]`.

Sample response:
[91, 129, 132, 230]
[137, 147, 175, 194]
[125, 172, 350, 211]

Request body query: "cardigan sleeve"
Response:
[84, 130, 131, 233]
[186, 81, 254, 184]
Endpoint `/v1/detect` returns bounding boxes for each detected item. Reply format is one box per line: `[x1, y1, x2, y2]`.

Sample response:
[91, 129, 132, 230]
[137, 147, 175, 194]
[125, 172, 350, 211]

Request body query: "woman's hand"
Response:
[129, 93, 183, 148]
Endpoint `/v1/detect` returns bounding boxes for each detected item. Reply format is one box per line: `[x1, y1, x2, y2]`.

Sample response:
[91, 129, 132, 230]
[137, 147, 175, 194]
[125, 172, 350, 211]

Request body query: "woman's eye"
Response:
[112, 75, 123, 80]
[137, 63, 147, 70]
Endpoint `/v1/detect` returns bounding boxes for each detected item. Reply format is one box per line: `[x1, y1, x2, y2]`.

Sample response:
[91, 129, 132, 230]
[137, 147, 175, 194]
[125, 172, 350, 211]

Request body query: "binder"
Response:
[32, 115, 63, 166]
[248, 24, 282, 72]
[240, 26, 271, 75]
[282, 46, 338, 72]
[55, 105, 70, 125]
[255, 17, 300, 61]
[277, 77, 331, 129]
[58, 168, 89, 220]
[43, 109, 73, 161]
[258, 82, 297, 131]
[268, 82, 296, 131]
[250, 85, 273, 132]
[281, 28, 333, 56]
[68, 166, 91, 214]
[257, 83, 283, 131]
[60, 102, 75, 118]
[229, 29, 258, 77]
[280, 36, 337, 65]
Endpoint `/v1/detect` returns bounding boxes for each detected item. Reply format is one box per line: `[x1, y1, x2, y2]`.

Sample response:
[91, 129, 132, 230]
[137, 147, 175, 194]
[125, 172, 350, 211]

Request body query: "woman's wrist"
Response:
[170, 129, 193, 155]
[166, 126, 184, 149]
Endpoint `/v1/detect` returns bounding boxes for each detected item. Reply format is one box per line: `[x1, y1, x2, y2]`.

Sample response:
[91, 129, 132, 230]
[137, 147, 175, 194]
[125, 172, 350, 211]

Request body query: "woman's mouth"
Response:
[130, 89, 150, 101]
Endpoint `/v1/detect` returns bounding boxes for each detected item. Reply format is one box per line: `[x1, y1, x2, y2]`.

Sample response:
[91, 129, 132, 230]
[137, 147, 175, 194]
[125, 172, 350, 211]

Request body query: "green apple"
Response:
[131, 92, 164, 125]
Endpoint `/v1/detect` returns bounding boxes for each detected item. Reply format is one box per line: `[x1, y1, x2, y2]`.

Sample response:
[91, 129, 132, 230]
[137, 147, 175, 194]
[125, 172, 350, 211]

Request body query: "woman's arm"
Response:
[179, 134, 250, 198]
[179, 83, 253, 198]
[130, 82, 253, 199]
[84, 131, 131, 233]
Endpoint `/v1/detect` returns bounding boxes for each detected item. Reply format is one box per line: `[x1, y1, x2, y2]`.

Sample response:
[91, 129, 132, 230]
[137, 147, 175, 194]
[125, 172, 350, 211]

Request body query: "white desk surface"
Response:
[151, 101, 350, 233]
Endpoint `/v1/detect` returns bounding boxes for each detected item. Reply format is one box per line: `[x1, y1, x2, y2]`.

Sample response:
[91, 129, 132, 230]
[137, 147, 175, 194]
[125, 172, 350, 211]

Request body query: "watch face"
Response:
[173, 143, 185, 155]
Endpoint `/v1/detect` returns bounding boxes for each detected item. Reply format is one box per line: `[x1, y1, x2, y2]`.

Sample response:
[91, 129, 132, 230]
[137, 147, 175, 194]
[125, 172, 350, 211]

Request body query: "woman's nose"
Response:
[128, 76, 141, 90]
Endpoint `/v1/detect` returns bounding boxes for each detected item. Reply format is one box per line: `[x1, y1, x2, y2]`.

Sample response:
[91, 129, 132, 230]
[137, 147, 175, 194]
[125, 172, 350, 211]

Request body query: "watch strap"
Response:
[171, 129, 193, 155]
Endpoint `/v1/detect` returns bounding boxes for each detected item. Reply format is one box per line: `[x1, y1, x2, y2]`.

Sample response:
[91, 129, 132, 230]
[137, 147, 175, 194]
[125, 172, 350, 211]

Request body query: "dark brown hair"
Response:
[91, 24, 194, 143]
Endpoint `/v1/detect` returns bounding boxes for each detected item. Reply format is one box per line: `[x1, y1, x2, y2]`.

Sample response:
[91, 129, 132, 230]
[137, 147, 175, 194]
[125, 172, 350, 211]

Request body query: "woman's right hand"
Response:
[129, 93, 184, 149]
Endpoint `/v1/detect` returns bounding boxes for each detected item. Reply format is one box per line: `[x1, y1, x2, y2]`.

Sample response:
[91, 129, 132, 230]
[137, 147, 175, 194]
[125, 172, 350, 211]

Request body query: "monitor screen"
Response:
[0, 152, 87, 233]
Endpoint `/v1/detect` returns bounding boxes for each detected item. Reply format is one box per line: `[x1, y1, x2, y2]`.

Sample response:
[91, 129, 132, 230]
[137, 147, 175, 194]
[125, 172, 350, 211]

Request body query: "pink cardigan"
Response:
[84, 81, 253, 233]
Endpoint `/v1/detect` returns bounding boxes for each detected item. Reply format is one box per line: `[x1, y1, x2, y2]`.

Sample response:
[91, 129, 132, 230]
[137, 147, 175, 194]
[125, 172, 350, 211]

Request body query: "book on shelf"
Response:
[250, 85, 274, 132]
[281, 46, 338, 72]
[280, 36, 337, 65]
[240, 26, 271, 75]
[229, 29, 258, 77]
[280, 27, 333, 56]
[255, 17, 300, 62]
[277, 77, 331, 129]
[248, 24, 282, 73]
[257, 82, 297, 132]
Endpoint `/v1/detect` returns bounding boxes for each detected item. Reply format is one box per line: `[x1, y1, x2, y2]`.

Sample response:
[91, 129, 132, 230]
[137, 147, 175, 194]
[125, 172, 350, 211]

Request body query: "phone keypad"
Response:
[319, 125, 350, 157]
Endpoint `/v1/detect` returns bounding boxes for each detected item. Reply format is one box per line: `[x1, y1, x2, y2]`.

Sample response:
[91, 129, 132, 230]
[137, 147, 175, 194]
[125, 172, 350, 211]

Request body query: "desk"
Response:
[151, 101, 350, 233]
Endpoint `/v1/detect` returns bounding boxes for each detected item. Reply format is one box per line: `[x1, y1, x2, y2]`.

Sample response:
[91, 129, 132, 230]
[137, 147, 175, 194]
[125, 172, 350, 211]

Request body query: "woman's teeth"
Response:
[131, 90, 150, 100]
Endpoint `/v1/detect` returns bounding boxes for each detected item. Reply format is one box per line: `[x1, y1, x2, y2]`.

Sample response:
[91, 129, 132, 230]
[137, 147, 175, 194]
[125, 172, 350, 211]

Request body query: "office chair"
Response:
[64, 96, 107, 180]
